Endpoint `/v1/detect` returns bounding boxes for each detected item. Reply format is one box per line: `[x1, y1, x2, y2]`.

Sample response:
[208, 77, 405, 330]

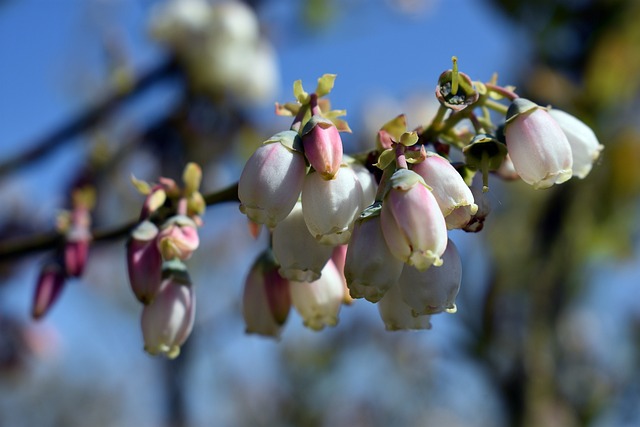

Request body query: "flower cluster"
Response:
[238, 61, 603, 337]
[126, 163, 204, 358]
[149, 0, 278, 104]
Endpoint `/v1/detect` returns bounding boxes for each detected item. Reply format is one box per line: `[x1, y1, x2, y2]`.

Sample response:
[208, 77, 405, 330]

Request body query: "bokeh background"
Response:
[1, 0, 640, 426]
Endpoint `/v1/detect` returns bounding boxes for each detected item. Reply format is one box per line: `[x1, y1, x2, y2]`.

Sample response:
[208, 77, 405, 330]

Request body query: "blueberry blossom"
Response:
[32, 261, 66, 320]
[505, 98, 573, 189]
[344, 207, 403, 302]
[397, 239, 462, 316]
[301, 165, 363, 245]
[242, 250, 291, 338]
[272, 202, 334, 282]
[301, 115, 343, 180]
[127, 220, 163, 305]
[289, 260, 345, 331]
[380, 168, 448, 270]
[412, 152, 478, 230]
[141, 261, 195, 359]
[157, 215, 200, 261]
[238, 131, 306, 228]
[548, 108, 603, 179]
[377, 282, 432, 331]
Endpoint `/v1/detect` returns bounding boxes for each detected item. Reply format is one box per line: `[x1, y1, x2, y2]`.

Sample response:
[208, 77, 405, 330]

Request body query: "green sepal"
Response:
[378, 114, 407, 143]
[131, 174, 151, 195]
[263, 130, 304, 153]
[315, 74, 336, 98]
[161, 258, 192, 285]
[505, 98, 539, 124]
[374, 148, 396, 170]
[389, 168, 431, 191]
[453, 163, 477, 186]
[301, 115, 334, 136]
[462, 134, 507, 171]
[399, 131, 419, 147]
[293, 80, 309, 104]
[358, 201, 382, 221]
[182, 162, 202, 196]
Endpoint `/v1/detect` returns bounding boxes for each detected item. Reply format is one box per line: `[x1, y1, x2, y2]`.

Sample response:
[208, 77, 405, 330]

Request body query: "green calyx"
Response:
[263, 130, 304, 153]
[505, 98, 539, 124]
[388, 168, 430, 191]
[301, 114, 334, 136]
[161, 258, 192, 285]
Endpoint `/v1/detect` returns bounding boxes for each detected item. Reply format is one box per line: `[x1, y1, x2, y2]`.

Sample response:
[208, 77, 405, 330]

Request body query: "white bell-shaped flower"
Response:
[242, 250, 291, 338]
[301, 166, 363, 245]
[412, 152, 478, 229]
[505, 98, 573, 189]
[238, 131, 306, 228]
[289, 260, 344, 331]
[377, 283, 432, 331]
[272, 202, 333, 282]
[397, 239, 462, 316]
[344, 212, 403, 302]
[548, 108, 603, 179]
[380, 169, 448, 270]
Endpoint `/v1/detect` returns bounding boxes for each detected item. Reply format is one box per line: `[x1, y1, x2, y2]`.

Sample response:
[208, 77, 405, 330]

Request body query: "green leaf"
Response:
[315, 74, 337, 98]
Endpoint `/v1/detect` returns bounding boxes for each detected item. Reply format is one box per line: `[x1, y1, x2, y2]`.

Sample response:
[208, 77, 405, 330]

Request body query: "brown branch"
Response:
[0, 56, 180, 176]
[0, 182, 239, 262]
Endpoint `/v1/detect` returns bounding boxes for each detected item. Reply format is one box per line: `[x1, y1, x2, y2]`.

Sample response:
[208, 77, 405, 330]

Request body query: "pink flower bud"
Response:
[289, 260, 344, 331]
[157, 215, 200, 261]
[301, 166, 363, 245]
[32, 262, 66, 320]
[344, 213, 403, 302]
[127, 221, 163, 304]
[397, 239, 461, 316]
[272, 202, 333, 282]
[238, 131, 306, 228]
[505, 98, 573, 189]
[64, 207, 92, 277]
[141, 272, 195, 359]
[412, 152, 478, 230]
[242, 251, 291, 338]
[301, 115, 343, 180]
[380, 169, 448, 270]
[377, 283, 432, 331]
[463, 177, 492, 232]
[548, 108, 603, 179]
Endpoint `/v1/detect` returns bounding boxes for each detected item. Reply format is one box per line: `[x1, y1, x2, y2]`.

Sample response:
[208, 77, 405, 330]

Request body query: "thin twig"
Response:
[0, 182, 239, 262]
[0, 56, 180, 176]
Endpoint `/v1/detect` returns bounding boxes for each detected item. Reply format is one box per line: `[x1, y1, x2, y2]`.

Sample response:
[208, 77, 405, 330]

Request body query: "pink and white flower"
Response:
[377, 283, 432, 331]
[272, 202, 334, 282]
[412, 152, 478, 229]
[289, 260, 345, 331]
[380, 169, 448, 270]
[344, 213, 403, 302]
[238, 131, 306, 228]
[505, 98, 573, 189]
[397, 239, 462, 316]
[548, 108, 603, 179]
[242, 250, 291, 338]
[301, 166, 363, 245]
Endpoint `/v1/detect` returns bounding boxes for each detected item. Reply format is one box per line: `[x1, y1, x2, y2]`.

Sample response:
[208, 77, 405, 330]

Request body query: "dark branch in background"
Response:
[0, 183, 239, 262]
[0, 55, 180, 176]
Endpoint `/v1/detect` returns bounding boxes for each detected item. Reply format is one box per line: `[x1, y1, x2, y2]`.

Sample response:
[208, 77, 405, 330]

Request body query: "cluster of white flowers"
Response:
[237, 72, 603, 337]
[149, 0, 279, 104]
